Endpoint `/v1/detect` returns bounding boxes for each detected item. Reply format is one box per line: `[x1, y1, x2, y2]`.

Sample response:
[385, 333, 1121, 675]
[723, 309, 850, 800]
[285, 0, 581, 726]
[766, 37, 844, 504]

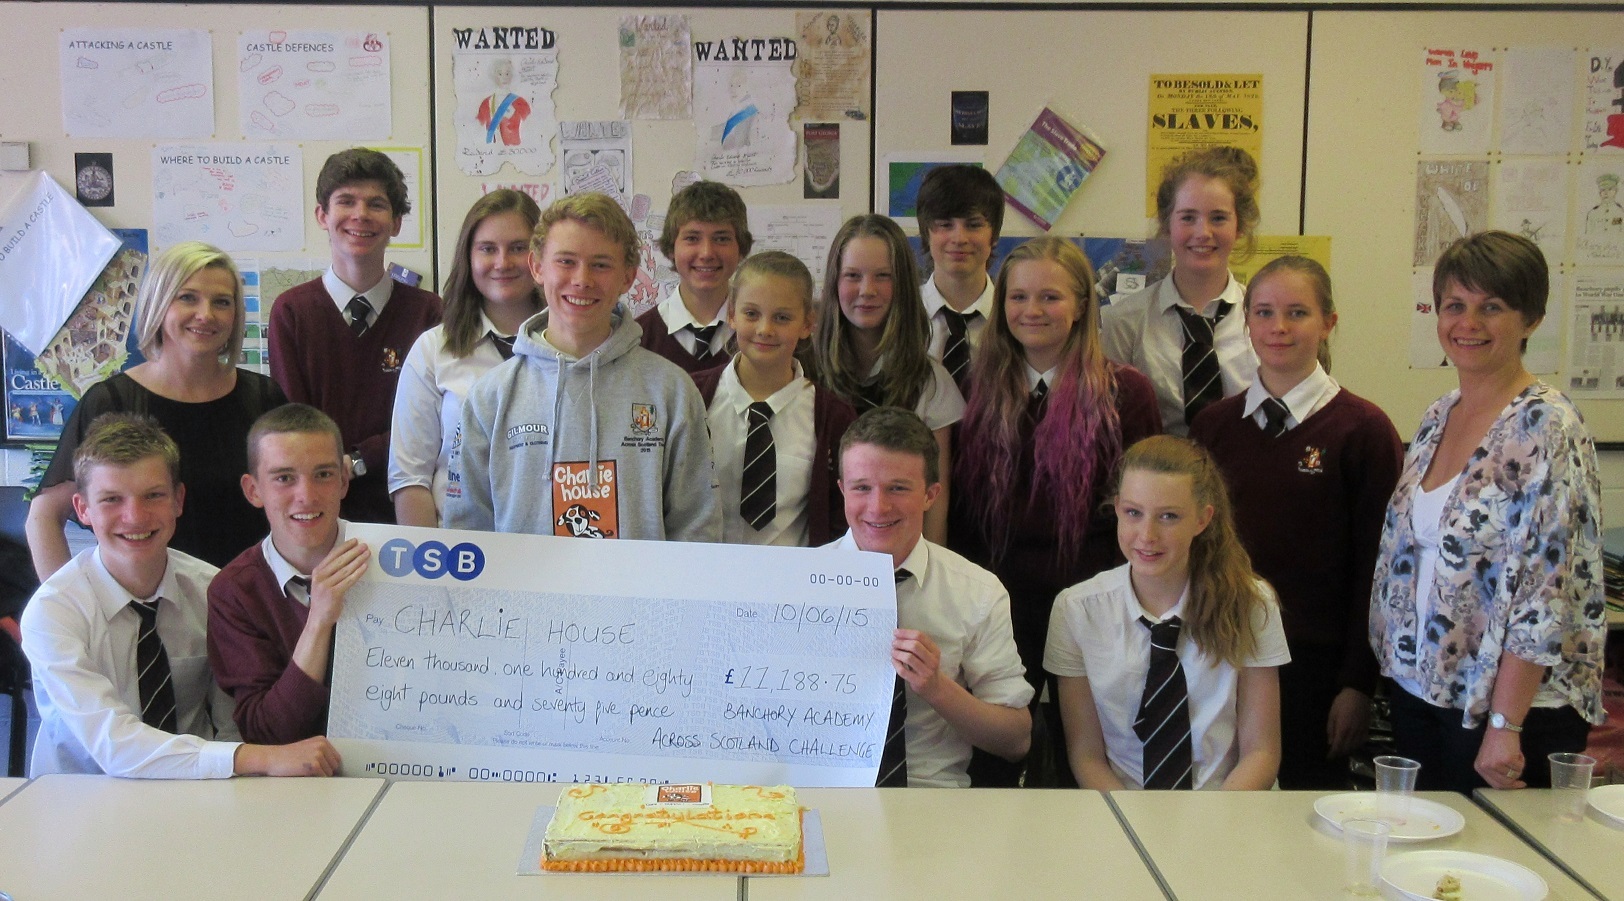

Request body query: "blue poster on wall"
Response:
[3, 228, 148, 443]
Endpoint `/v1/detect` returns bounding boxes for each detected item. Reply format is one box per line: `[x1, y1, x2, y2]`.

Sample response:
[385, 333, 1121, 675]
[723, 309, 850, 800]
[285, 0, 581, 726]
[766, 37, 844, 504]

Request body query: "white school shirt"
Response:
[654, 285, 732, 358]
[389, 316, 512, 522]
[1100, 274, 1256, 435]
[21, 547, 242, 778]
[707, 358, 817, 546]
[1240, 364, 1339, 432]
[261, 520, 352, 607]
[1044, 564, 1290, 790]
[322, 268, 395, 320]
[829, 533, 1034, 788]
[921, 274, 995, 362]
[861, 357, 966, 431]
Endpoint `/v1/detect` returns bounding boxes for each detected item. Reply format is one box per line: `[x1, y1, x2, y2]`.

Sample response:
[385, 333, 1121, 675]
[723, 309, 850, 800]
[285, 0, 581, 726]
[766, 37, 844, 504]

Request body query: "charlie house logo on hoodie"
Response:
[552, 461, 618, 539]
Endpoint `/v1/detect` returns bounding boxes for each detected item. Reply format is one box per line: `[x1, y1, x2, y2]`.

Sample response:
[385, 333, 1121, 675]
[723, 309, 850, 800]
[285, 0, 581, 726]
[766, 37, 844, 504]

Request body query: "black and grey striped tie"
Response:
[1134, 615, 1193, 789]
[346, 295, 373, 337]
[940, 309, 978, 391]
[876, 568, 913, 787]
[1177, 302, 1231, 425]
[689, 323, 720, 366]
[1260, 396, 1290, 437]
[129, 600, 178, 733]
[740, 402, 776, 531]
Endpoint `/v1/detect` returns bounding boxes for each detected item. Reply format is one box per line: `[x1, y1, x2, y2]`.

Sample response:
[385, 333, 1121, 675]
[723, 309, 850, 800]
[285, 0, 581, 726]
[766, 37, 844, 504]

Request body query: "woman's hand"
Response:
[1475, 726, 1526, 789]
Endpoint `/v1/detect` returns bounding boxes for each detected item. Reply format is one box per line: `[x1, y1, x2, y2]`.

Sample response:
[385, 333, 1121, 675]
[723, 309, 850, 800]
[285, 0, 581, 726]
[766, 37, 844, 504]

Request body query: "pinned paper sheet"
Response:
[61, 28, 214, 138]
[152, 144, 303, 252]
[451, 26, 559, 176]
[694, 37, 798, 186]
[0, 172, 122, 356]
[238, 30, 392, 140]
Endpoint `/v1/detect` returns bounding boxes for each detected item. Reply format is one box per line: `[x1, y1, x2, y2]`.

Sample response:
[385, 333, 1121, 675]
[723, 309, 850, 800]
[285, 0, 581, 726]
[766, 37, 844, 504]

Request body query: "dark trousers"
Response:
[1277, 643, 1355, 790]
[1388, 682, 1591, 794]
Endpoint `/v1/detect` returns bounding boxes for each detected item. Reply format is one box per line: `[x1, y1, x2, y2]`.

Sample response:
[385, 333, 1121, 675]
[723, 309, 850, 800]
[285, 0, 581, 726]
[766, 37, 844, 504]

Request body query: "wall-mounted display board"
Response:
[1307, 10, 1624, 440]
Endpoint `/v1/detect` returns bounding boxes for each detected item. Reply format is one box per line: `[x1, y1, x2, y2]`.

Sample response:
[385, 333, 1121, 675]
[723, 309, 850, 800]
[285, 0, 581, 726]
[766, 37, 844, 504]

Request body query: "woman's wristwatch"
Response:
[1488, 711, 1524, 733]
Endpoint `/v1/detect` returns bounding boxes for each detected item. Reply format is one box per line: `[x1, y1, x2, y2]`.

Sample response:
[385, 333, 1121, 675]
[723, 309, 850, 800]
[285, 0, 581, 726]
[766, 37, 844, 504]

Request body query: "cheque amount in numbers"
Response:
[727, 666, 859, 694]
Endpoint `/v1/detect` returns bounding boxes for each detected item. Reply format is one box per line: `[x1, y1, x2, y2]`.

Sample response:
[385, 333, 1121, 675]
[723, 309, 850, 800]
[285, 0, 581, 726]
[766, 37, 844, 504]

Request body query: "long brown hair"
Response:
[956, 238, 1121, 569]
[812, 215, 934, 409]
[441, 190, 543, 357]
[1115, 436, 1269, 667]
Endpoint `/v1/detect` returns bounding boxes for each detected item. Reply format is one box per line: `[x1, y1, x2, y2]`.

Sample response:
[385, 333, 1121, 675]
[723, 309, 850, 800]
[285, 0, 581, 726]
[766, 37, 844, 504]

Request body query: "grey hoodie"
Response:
[444, 303, 721, 542]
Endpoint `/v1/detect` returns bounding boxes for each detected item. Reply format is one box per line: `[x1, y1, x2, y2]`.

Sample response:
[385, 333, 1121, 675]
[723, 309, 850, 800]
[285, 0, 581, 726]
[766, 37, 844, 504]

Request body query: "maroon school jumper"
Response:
[636, 307, 726, 374]
[691, 361, 856, 546]
[207, 543, 329, 744]
[268, 277, 441, 523]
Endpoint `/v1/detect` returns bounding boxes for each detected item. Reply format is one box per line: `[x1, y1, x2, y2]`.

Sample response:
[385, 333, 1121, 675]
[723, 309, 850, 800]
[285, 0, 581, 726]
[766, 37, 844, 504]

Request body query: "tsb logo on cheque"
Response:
[378, 538, 486, 581]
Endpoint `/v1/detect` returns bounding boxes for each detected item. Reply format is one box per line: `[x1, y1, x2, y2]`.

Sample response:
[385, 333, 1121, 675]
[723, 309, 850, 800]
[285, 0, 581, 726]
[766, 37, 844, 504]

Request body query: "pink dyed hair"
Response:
[954, 237, 1122, 569]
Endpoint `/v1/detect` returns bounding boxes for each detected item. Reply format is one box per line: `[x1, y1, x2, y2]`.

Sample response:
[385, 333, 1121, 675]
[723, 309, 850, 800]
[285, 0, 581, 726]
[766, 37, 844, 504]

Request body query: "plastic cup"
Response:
[1341, 817, 1392, 896]
[1548, 752, 1595, 823]
[1373, 755, 1421, 826]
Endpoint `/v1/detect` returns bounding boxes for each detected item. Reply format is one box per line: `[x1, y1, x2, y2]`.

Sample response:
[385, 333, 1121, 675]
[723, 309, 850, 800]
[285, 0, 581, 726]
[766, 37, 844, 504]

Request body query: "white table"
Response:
[0, 774, 384, 901]
[314, 781, 739, 900]
[747, 787, 1166, 900]
[1111, 790, 1594, 900]
[1476, 788, 1623, 901]
[0, 776, 24, 804]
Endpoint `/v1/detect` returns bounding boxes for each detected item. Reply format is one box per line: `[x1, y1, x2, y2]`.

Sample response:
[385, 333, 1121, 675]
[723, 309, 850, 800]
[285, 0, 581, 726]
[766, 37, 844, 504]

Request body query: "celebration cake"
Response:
[542, 783, 804, 873]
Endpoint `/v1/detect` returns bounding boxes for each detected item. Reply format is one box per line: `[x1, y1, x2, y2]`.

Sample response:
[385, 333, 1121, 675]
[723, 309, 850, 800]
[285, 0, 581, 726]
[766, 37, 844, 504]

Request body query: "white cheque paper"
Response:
[329, 525, 897, 786]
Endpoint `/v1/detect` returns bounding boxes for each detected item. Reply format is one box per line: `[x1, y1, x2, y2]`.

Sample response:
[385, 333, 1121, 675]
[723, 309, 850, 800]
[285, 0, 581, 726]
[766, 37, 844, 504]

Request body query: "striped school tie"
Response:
[688, 323, 720, 366]
[940, 309, 979, 392]
[876, 568, 913, 787]
[129, 601, 178, 733]
[740, 402, 777, 531]
[346, 296, 374, 337]
[1260, 396, 1290, 437]
[1134, 615, 1193, 789]
[1176, 302, 1231, 425]
[489, 332, 516, 361]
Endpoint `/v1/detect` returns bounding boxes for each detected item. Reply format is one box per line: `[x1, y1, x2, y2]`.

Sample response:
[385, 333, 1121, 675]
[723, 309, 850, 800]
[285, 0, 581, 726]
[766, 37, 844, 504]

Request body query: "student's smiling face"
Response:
[1168, 175, 1238, 279]
[530, 219, 636, 349]
[927, 215, 993, 284]
[242, 431, 347, 569]
[836, 236, 895, 334]
[1245, 269, 1336, 383]
[73, 457, 183, 590]
[1115, 469, 1212, 593]
[673, 220, 742, 300]
[1002, 258, 1082, 373]
[316, 180, 402, 264]
[469, 211, 537, 312]
[729, 274, 811, 373]
[839, 443, 939, 568]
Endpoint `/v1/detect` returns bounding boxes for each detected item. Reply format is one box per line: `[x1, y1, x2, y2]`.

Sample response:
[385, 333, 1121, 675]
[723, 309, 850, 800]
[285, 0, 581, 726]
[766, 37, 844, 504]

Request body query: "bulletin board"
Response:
[1306, 10, 1624, 441]
[0, 2, 436, 280]
[872, 9, 1309, 241]
[430, 6, 874, 315]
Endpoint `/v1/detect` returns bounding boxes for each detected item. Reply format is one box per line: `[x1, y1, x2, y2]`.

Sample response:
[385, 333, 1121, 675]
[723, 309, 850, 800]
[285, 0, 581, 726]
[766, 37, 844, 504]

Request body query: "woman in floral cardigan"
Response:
[1371, 231, 1605, 794]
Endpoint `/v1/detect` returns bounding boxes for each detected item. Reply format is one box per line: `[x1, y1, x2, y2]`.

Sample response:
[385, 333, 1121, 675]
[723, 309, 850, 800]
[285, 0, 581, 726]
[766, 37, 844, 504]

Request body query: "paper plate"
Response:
[1588, 784, 1624, 826]
[1312, 792, 1465, 842]
[1382, 850, 1547, 901]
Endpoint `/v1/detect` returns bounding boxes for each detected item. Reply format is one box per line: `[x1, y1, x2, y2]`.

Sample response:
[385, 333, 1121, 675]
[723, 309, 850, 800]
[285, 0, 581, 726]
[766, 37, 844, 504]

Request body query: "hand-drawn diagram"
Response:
[61, 28, 213, 138]
[152, 144, 303, 252]
[792, 11, 870, 122]
[238, 30, 392, 140]
[559, 121, 632, 207]
[694, 37, 798, 186]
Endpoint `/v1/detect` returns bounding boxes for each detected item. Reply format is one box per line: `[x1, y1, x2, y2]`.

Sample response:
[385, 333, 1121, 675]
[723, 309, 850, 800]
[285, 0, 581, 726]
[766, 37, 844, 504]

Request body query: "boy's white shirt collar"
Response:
[921, 272, 995, 320]
[262, 520, 350, 605]
[657, 285, 726, 330]
[87, 546, 178, 618]
[834, 529, 931, 590]
[322, 268, 394, 318]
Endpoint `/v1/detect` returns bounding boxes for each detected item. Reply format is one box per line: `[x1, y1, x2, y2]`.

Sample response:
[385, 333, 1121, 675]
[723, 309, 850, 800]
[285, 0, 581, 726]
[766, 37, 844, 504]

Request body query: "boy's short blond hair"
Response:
[532, 193, 641, 269]
[72, 413, 180, 489]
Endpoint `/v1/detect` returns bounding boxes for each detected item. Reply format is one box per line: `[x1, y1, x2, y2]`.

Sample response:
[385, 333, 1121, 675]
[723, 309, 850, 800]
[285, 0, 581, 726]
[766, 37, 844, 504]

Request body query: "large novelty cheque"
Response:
[330, 524, 896, 786]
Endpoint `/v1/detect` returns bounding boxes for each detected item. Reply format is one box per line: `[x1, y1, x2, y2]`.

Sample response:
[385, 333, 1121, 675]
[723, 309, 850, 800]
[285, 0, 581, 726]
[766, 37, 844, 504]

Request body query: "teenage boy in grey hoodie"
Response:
[445, 193, 721, 542]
